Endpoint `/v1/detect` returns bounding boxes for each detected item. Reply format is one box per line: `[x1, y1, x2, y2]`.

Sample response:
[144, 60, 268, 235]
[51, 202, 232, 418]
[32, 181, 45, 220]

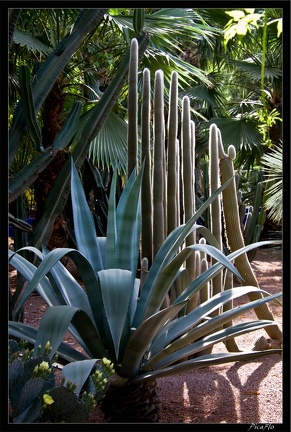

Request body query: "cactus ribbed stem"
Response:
[209, 124, 223, 319]
[127, 38, 139, 178]
[182, 96, 198, 311]
[153, 70, 166, 258]
[141, 68, 153, 265]
[200, 257, 210, 304]
[140, 257, 148, 292]
[220, 145, 282, 341]
[167, 71, 179, 235]
[209, 124, 222, 251]
[223, 269, 240, 352]
[199, 237, 206, 260]
[182, 97, 195, 258]
[245, 182, 263, 245]
[245, 182, 264, 262]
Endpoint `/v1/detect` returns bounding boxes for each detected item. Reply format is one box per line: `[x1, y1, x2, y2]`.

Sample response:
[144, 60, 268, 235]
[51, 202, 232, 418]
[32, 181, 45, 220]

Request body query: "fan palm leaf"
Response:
[261, 143, 282, 224]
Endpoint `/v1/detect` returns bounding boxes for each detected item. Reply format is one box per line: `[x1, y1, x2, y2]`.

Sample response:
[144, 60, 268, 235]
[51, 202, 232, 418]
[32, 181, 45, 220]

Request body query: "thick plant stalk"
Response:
[245, 182, 264, 262]
[141, 68, 153, 266]
[127, 38, 139, 177]
[220, 144, 282, 341]
[209, 127, 222, 243]
[167, 71, 179, 235]
[153, 70, 166, 258]
[209, 124, 223, 318]
[199, 256, 209, 304]
[194, 247, 214, 357]
[140, 257, 148, 292]
[182, 97, 195, 264]
[223, 268, 240, 352]
[209, 124, 222, 252]
[182, 97, 198, 311]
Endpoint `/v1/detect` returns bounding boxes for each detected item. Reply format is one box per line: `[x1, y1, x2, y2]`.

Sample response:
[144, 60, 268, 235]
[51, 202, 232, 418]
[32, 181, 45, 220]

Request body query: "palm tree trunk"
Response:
[34, 78, 69, 250]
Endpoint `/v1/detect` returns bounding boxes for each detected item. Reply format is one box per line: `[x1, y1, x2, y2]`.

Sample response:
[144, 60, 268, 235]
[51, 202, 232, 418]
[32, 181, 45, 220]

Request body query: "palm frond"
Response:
[261, 144, 282, 224]
[13, 28, 51, 54]
[228, 58, 282, 82]
[88, 110, 128, 174]
[208, 117, 262, 152]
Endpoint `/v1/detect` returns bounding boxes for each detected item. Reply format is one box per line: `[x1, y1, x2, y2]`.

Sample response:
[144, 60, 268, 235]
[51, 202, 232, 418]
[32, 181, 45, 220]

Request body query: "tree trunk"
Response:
[33, 78, 69, 250]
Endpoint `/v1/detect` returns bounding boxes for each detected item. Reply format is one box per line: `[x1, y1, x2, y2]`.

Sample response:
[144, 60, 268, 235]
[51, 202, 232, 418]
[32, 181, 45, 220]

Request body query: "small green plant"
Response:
[9, 339, 114, 423]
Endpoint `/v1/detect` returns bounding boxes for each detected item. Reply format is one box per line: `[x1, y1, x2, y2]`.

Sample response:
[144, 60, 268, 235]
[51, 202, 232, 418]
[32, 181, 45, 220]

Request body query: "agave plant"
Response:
[9, 158, 282, 422]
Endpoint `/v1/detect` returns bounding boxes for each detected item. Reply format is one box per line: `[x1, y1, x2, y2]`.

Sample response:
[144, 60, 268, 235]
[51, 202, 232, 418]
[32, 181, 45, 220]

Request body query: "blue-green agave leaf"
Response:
[115, 162, 144, 276]
[105, 170, 117, 269]
[174, 240, 282, 304]
[8, 321, 89, 363]
[10, 247, 101, 323]
[134, 349, 282, 383]
[9, 248, 65, 315]
[62, 359, 100, 397]
[98, 269, 133, 359]
[153, 320, 278, 369]
[150, 288, 281, 358]
[70, 158, 104, 273]
[142, 243, 242, 321]
[42, 247, 93, 320]
[120, 301, 187, 378]
[34, 305, 82, 359]
[34, 305, 107, 360]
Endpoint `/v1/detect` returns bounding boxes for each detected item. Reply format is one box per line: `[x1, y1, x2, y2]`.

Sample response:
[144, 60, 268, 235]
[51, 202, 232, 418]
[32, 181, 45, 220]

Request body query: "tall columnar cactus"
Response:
[126, 39, 197, 275]
[222, 268, 240, 352]
[219, 142, 282, 342]
[209, 124, 223, 317]
[167, 71, 179, 236]
[141, 68, 153, 266]
[127, 38, 139, 178]
[152, 69, 166, 258]
[198, 237, 209, 304]
[182, 96, 198, 311]
[243, 181, 265, 261]
[209, 124, 223, 254]
[126, 40, 280, 344]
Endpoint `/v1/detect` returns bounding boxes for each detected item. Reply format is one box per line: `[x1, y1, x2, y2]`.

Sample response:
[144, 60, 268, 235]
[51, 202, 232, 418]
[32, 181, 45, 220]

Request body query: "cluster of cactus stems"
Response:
[9, 340, 114, 423]
[126, 38, 281, 346]
[210, 124, 281, 341]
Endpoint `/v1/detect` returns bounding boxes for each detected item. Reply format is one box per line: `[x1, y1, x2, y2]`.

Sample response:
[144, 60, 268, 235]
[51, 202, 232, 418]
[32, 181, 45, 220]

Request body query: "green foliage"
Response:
[261, 143, 282, 224]
[9, 157, 282, 393]
[8, 339, 114, 423]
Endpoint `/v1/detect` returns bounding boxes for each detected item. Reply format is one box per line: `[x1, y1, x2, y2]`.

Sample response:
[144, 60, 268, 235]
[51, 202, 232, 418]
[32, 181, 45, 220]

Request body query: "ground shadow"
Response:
[226, 354, 282, 423]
